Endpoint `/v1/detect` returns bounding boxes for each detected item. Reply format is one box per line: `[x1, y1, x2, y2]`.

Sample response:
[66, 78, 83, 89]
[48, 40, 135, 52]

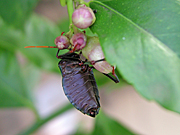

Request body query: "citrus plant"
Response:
[0, 0, 179, 134]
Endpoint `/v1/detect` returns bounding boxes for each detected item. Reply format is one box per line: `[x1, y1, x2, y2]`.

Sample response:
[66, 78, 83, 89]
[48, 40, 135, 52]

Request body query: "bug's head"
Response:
[88, 108, 99, 117]
[89, 110, 96, 117]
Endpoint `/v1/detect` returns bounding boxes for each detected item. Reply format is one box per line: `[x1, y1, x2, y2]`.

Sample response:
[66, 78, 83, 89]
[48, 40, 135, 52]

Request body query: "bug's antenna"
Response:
[24, 46, 57, 48]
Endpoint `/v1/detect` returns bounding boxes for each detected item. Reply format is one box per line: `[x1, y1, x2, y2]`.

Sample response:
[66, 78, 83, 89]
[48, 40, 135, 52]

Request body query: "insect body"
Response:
[57, 51, 100, 117]
[24, 34, 119, 117]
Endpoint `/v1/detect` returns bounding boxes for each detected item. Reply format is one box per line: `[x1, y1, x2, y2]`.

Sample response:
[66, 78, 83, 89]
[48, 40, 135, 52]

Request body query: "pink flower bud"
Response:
[72, 4, 96, 29]
[82, 36, 113, 74]
[70, 33, 87, 51]
[54, 35, 70, 50]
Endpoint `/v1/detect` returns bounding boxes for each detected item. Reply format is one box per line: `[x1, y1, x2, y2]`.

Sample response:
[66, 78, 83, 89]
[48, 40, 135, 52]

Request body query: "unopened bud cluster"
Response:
[54, 4, 96, 51]
[54, 32, 87, 51]
[54, 4, 112, 73]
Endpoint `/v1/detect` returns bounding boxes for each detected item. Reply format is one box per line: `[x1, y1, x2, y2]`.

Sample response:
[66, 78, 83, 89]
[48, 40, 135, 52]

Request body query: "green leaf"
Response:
[91, 0, 180, 57]
[20, 14, 64, 73]
[90, 1, 180, 113]
[22, 64, 41, 91]
[57, 18, 69, 33]
[0, 49, 34, 108]
[0, 0, 39, 28]
[0, 18, 24, 52]
[91, 112, 135, 135]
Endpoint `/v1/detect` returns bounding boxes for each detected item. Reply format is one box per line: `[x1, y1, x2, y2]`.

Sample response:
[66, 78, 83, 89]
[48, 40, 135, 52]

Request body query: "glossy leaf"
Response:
[0, 49, 34, 108]
[0, 0, 39, 28]
[0, 18, 24, 52]
[90, 0, 180, 57]
[90, 0, 180, 113]
[91, 112, 135, 135]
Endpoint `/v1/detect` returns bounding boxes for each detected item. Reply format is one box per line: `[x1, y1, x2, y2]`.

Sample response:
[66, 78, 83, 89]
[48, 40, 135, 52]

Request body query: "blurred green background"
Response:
[1, 0, 180, 135]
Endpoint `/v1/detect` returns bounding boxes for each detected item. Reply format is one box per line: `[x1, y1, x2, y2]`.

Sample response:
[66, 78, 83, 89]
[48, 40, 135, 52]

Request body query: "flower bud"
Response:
[54, 35, 70, 50]
[70, 32, 87, 51]
[72, 4, 96, 29]
[82, 36, 113, 74]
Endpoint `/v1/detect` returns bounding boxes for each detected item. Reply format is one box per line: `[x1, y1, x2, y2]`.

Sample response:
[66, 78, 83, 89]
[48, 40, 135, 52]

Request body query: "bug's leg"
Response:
[90, 58, 105, 65]
[56, 49, 61, 59]
[78, 60, 87, 66]
[105, 66, 119, 83]
[88, 66, 95, 71]
[81, 64, 91, 72]
[83, 59, 88, 63]
[70, 43, 79, 53]
[90, 58, 119, 83]
[103, 73, 119, 83]
[78, 51, 88, 64]
[78, 60, 85, 66]
[81, 57, 88, 64]
[112, 66, 118, 79]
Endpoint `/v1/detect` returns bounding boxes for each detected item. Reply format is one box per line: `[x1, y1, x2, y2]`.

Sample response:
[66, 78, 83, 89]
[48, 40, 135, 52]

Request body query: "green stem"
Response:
[77, 0, 89, 6]
[30, 105, 41, 121]
[59, 0, 66, 7]
[19, 104, 73, 135]
[67, 0, 74, 24]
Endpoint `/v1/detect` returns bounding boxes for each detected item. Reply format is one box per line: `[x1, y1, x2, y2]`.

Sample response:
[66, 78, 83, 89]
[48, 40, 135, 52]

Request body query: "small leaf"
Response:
[0, 49, 34, 108]
[0, 0, 39, 28]
[91, 112, 135, 135]
[90, 0, 180, 113]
